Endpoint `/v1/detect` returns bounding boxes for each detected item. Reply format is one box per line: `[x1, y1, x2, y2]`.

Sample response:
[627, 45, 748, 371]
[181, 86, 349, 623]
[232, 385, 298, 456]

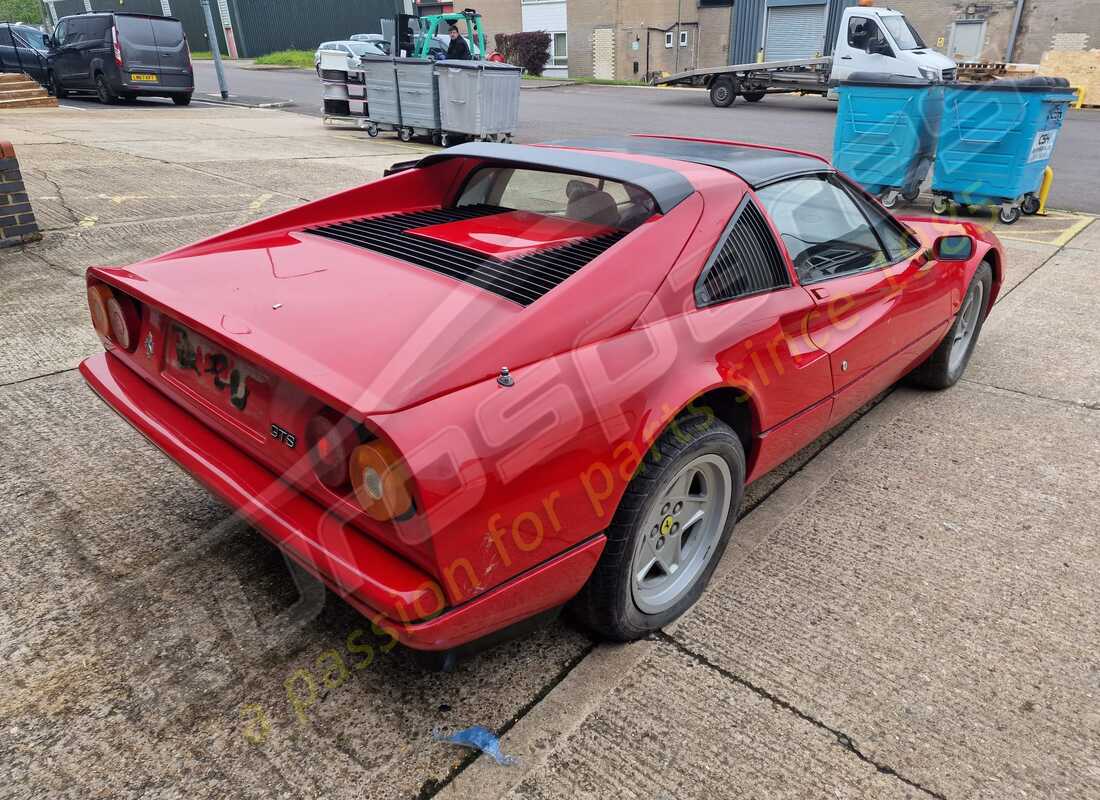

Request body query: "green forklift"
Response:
[396, 8, 489, 60]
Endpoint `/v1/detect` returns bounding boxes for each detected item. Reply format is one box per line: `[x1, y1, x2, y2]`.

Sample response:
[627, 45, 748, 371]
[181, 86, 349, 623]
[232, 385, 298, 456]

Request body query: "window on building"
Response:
[550, 32, 567, 67]
[680, 30, 689, 47]
[665, 31, 673, 48]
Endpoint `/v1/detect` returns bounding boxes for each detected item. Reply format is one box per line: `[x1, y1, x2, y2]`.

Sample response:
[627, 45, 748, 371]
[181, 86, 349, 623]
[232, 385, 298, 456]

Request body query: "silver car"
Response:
[314, 39, 385, 74]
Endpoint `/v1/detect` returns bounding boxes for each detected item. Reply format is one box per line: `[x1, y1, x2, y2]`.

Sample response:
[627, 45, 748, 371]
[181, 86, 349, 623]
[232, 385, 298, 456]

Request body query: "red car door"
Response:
[755, 174, 954, 423]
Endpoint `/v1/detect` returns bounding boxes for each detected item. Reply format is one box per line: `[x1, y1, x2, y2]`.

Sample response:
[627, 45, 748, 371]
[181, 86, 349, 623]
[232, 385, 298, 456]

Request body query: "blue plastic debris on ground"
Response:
[433, 726, 518, 766]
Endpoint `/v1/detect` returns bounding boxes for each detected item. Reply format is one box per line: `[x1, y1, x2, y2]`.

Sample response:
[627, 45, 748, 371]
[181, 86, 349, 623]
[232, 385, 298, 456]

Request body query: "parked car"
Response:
[314, 39, 385, 75]
[0, 23, 49, 83]
[80, 136, 1003, 666]
[47, 12, 193, 105]
[349, 33, 390, 54]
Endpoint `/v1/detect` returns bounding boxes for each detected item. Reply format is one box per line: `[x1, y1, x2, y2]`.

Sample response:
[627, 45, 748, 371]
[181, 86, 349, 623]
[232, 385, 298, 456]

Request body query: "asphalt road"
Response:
[191, 60, 1100, 214]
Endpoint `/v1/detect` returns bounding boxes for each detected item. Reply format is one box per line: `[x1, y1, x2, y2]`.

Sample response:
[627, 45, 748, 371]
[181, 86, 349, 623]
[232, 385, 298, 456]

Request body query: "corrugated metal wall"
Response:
[57, 1, 228, 56]
[731, 0, 855, 62]
[729, 0, 765, 65]
[228, 0, 398, 57]
[822, 0, 857, 57]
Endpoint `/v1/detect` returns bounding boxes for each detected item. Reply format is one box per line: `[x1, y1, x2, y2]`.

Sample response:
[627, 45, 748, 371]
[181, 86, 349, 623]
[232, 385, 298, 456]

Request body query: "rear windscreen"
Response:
[456, 167, 658, 231]
[150, 18, 184, 47]
[115, 16, 155, 47]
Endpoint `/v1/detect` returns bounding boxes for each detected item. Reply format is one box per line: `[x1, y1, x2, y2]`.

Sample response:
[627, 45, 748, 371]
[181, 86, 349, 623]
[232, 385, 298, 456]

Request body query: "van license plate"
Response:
[130, 73, 158, 82]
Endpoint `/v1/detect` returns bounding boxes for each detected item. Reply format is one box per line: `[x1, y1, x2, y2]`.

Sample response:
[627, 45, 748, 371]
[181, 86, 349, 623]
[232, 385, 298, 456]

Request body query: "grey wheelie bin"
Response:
[362, 55, 401, 137]
[435, 60, 521, 145]
[394, 57, 440, 142]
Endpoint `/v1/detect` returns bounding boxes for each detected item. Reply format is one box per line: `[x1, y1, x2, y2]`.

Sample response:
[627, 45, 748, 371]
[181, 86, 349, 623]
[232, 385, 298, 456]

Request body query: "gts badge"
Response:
[270, 423, 297, 449]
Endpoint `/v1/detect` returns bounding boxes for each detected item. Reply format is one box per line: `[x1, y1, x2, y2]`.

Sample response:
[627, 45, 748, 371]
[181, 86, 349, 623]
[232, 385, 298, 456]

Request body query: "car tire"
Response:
[172, 94, 193, 106]
[49, 71, 67, 99]
[908, 261, 993, 390]
[570, 410, 745, 641]
[709, 77, 738, 108]
[95, 73, 118, 104]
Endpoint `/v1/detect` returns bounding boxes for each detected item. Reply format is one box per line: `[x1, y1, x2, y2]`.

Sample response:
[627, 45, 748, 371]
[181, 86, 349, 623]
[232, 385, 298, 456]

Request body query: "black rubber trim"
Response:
[548, 135, 833, 189]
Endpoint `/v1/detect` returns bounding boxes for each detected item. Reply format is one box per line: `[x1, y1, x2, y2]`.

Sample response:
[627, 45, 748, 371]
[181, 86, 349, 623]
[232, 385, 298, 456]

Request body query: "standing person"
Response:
[446, 25, 472, 60]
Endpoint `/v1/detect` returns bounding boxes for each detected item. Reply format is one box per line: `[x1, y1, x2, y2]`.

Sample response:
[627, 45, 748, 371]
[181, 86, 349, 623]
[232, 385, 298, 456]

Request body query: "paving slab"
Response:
[969, 248, 1100, 407]
[0, 253, 99, 385]
[0, 370, 593, 800]
[22, 163, 298, 232]
[493, 642, 915, 800]
[664, 381, 1100, 800]
[996, 238, 1060, 296]
[1064, 216, 1100, 251]
[184, 153, 429, 201]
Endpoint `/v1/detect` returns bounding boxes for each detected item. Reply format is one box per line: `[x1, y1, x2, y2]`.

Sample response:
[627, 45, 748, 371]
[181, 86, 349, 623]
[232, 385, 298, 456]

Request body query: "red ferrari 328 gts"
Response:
[81, 135, 1003, 663]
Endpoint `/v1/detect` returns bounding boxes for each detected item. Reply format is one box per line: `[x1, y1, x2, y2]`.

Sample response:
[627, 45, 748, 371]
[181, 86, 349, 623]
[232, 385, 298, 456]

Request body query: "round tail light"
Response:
[349, 441, 413, 521]
[306, 413, 356, 489]
[87, 284, 113, 339]
[106, 293, 140, 351]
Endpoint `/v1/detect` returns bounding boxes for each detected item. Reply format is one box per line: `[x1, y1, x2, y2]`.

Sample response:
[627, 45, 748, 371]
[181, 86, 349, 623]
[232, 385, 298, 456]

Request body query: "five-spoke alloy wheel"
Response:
[571, 412, 745, 640]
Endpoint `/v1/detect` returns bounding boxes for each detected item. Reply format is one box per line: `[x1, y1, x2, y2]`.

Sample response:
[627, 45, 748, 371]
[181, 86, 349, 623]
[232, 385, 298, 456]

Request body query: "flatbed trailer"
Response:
[656, 56, 834, 107]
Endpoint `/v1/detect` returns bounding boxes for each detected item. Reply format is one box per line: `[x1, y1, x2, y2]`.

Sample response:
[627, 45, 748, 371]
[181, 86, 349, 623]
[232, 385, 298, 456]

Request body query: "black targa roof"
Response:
[416, 143, 696, 214]
[551, 135, 831, 188]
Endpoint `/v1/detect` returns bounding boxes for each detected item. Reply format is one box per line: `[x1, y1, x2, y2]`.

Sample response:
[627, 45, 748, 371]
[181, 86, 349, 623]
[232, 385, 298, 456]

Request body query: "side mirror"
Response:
[933, 234, 974, 261]
[44, 35, 54, 48]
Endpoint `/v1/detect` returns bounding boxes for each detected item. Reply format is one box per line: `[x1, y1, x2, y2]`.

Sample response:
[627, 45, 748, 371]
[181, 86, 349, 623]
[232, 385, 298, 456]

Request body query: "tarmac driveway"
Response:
[1, 105, 1097, 800]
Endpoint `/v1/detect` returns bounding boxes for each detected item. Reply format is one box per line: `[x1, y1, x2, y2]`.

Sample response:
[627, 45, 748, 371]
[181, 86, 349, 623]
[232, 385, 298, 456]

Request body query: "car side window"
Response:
[755, 175, 889, 284]
[841, 181, 921, 262]
[695, 197, 791, 307]
[92, 17, 111, 43]
[53, 21, 68, 46]
[847, 16, 891, 55]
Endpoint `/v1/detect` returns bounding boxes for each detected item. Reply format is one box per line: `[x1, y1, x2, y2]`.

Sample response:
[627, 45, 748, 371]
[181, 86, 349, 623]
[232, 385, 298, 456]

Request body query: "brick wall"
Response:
[0, 142, 40, 249]
[473, 0, 524, 55]
[883, 0, 1100, 64]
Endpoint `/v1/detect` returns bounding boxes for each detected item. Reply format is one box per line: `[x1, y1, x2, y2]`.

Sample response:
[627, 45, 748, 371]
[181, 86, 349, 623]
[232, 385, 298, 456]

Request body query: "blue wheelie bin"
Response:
[931, 77, 1076, 224]
[832, 72, 943, 209]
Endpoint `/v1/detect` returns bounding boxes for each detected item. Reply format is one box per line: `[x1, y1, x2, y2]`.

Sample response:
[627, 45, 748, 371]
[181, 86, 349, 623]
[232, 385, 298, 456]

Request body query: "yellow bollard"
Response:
[1037, 166, 1054, 216]
[1072, 85, 1086, 110]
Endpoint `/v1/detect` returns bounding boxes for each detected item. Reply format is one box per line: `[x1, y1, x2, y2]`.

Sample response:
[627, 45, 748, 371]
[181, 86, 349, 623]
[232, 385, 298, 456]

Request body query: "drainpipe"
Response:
[1005, 0, 1025, 63]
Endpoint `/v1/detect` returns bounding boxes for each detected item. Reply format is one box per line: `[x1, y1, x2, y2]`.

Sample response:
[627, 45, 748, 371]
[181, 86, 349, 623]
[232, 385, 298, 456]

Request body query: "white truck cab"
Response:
[830, 6, 957, 84]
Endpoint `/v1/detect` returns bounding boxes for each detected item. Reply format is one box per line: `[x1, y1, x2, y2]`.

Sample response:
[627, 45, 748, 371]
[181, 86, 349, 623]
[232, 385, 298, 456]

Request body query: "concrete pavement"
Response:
[1, 103, 1098, 799]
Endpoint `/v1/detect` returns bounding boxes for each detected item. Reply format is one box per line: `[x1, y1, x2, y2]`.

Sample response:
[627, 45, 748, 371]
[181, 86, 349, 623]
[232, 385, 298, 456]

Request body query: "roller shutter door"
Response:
[764, 4, 826, 61]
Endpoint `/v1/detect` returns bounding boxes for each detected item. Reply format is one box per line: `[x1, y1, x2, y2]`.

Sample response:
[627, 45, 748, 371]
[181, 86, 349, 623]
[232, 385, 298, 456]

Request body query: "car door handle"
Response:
[840, 55, 852, 60]
[809, 287, 830, 300]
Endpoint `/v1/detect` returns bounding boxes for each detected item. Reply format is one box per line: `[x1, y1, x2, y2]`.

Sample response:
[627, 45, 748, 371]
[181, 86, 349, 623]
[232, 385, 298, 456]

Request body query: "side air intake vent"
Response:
[304, 205, 626, 307]
[695, 199, 790, 307]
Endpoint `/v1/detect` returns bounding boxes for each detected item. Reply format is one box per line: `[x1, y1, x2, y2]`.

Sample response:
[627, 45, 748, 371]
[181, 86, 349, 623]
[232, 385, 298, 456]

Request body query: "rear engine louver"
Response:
[304, 205, 626, 306]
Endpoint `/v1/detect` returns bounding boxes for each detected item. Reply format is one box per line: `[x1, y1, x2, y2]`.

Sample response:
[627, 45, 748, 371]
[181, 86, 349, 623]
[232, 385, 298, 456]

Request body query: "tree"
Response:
[0, 0, 43, 24]
[494, 31, 552, 76]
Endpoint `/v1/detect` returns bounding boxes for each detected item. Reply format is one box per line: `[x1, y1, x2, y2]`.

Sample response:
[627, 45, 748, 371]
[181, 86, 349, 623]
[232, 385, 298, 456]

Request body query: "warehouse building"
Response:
[474, 0, 1100, 81]
[40, 0, 404, 58]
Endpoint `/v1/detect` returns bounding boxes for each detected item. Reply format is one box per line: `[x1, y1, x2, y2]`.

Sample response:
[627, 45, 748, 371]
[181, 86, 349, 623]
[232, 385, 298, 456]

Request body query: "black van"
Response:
[47, 12, 193, 105]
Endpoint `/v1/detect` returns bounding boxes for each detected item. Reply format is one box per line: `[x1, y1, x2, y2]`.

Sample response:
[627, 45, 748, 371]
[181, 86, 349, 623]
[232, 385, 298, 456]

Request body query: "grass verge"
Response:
[254, 49, 315, 68]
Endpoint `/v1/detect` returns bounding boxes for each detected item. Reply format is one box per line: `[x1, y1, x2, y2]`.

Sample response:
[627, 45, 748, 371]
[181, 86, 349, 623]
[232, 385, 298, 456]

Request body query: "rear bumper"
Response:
[80, 351, 604, 650]
[120, 83, 192, 96]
